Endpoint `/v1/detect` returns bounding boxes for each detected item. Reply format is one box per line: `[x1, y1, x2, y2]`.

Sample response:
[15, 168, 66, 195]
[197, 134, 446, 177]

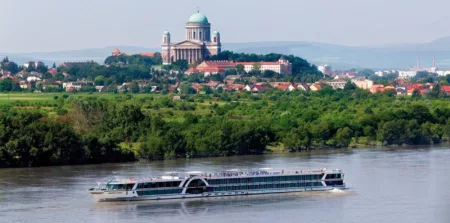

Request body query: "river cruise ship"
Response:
[89, 168, 345, 202]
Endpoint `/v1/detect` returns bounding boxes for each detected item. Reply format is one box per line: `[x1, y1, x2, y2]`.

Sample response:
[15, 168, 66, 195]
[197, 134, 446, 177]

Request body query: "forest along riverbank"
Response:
[1, 88, 450, 168]
[0, 147, 449, 223]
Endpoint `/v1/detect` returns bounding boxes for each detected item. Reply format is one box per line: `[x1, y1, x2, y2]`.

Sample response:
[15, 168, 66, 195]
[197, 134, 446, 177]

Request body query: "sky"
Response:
[1, 0, 449, 53]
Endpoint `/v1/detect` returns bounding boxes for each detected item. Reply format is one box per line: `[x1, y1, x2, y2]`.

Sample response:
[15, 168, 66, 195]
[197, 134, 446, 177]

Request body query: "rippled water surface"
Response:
[1, 147, 449, 223]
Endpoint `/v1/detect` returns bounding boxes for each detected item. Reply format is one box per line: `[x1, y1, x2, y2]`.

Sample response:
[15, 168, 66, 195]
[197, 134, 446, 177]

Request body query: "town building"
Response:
[318, 64, 332, 75]
[326, 80, 347, 89]
[398, 71, 417, 78]
[352, 78, 374, 90]
[23, 61, 44, 69]
[310, 84, 322, 91]
[162, 11, 221, 65]
[187, 58, 292, 76]
[112, 48, 124, 56]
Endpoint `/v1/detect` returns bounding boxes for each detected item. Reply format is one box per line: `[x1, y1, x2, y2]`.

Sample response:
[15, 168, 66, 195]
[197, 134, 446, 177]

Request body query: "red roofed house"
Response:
[225, 84, 245, 92]
[288, 84, 298, 91]
[48, 68, 58, 76]
[370, 85, 385, 93]
[185, 67, 199, 75]
[206, 81, 220, 89]
[112, 48, 123, 56]
[140, 52, 155, 57]
[195, 61, 233, 76]
[441, 86, 450, 95]
[310, 83, 322, 91]
[190, 83, 203, 93]
[245, 84, 265, 93]
[406, 84, 431, 96]
[296, 83, 309, 91]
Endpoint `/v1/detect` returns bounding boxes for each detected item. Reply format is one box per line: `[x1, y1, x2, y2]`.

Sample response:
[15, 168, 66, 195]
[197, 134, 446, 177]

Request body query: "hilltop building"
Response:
[112, 48, 125, 56]
[23, 61, 44, 69]
[161, 11, 222, 65]
[186, 58, 292, 76]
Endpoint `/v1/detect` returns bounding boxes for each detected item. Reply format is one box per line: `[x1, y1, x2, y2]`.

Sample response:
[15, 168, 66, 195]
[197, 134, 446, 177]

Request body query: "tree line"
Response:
[2, 87, 450, 167]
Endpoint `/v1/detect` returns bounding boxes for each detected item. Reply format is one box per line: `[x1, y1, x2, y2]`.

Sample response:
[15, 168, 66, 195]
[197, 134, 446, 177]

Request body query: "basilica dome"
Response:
[188, 12, 209, 24]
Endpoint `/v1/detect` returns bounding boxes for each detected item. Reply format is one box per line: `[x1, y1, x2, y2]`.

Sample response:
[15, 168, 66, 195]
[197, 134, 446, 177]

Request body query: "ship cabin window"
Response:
[326, 180, 344, 186]
[106, 183, 135, 190]
[325, 174, 341, 179]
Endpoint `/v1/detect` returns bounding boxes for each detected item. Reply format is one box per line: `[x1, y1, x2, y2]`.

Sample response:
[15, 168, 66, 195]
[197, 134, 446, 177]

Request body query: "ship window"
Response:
[150, 182, 157, 188]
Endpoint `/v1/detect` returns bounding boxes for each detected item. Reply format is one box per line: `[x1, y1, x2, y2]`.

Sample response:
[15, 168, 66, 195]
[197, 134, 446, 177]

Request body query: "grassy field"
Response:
[0, 93, 59, 104]
[0, 92, 161, 104]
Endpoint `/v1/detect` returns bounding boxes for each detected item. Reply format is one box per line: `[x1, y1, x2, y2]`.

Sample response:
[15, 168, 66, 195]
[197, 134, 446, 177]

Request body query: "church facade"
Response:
[161, 11, 221, 65]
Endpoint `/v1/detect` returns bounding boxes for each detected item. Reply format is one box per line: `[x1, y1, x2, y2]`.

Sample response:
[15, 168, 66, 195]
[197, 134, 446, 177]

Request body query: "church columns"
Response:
[194, 49, 197, 63]
[172, 48, 205, 64]
[197, 49, 200, 62]
[188, 50, 191, 64]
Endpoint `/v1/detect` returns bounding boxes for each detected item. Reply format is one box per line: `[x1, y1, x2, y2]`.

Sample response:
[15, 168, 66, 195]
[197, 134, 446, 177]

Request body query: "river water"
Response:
[1, 147, 449, 223]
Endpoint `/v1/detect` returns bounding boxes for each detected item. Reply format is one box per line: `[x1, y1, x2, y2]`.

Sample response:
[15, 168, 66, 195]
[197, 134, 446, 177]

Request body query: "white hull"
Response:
[91, 186, 345, 202]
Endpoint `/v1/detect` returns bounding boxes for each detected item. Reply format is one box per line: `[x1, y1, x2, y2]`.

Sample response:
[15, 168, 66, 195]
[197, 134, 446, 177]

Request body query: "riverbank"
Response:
[1, 89, 450, 167]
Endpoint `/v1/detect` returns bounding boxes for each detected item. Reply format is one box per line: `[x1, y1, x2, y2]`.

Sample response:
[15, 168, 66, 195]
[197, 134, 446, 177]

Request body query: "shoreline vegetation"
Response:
[1, 88, 450, 168]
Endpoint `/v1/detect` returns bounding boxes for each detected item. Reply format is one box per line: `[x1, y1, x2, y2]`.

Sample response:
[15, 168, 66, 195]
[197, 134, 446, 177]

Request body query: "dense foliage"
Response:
[2, 87, 450, 167]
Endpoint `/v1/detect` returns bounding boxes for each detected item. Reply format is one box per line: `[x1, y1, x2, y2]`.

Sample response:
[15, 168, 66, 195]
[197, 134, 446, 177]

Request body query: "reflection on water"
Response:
[1, 146, 450, 223]
[95, 191, 354, 219]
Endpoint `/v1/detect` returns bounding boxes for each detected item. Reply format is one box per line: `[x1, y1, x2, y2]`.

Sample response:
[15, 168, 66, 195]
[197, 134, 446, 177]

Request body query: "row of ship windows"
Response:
[137, 188, 183, 196]
[207, 175, 324, 185]
[136, 181, 182, 189]
[208, 182, 323, 192]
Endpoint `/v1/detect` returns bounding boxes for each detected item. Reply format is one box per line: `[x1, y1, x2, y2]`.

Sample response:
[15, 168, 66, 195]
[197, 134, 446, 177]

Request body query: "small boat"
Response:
[89, 168, 345, 202]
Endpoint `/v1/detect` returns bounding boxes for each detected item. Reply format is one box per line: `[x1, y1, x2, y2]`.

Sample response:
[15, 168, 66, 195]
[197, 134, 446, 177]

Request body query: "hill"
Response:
[3, 37, 450, 69]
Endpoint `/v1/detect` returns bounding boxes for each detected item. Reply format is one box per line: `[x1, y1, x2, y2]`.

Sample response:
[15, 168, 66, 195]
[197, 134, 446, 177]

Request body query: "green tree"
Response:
[171, 60, 189, 72]
[138, 134, 164, 160]
[94, 75, 106, 86]
[344, 81, 356, 90]
[235, 64, 245, 74]
[333, 127, 352, 147]
[130, 80, 140, 93]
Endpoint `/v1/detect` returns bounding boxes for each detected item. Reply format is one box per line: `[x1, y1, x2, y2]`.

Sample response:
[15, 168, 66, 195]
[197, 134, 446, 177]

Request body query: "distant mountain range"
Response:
[2, 37, 450, 70]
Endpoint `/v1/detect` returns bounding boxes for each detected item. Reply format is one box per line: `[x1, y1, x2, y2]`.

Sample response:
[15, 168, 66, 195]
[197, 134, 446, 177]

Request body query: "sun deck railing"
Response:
[109, 169, 342, 183]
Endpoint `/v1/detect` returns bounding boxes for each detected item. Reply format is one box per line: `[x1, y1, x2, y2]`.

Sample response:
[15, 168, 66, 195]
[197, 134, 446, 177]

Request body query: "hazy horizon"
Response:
[1, 0, 449, 53]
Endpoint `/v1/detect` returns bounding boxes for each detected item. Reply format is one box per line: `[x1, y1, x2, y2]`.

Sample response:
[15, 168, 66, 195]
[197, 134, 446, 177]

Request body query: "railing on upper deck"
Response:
[103, 168, 343, 183]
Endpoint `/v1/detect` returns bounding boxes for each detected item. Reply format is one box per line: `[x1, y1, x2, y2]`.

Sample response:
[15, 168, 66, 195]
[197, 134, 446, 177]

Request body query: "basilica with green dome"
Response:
[161, 11, 221, 65]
